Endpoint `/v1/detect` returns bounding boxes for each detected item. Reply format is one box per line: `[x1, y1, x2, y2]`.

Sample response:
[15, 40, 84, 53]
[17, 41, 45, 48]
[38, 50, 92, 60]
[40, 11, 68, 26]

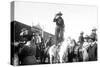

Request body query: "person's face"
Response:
[88, 39, 92, 43]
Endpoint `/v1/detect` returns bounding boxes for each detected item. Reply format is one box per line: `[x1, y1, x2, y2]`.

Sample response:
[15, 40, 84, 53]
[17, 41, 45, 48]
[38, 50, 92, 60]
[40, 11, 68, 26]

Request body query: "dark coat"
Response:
[78, 35, 84, 44]
[19, 45, 36, 65]
[21, 56, 37, 65]
[90, 33, 97, 42]
[53, 16, 64, 28]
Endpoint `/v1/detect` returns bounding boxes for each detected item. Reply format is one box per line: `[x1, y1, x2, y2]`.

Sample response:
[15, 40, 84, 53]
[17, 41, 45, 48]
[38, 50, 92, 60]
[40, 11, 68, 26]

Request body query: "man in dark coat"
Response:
[90, 28, 97, 42]
[53, 12, 65, 46]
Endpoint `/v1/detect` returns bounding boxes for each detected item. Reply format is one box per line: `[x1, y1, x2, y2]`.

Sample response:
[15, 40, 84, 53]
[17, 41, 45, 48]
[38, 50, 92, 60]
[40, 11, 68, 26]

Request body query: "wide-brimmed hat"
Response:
[92, 28, 97, 31]
[56, 12, 63, 16]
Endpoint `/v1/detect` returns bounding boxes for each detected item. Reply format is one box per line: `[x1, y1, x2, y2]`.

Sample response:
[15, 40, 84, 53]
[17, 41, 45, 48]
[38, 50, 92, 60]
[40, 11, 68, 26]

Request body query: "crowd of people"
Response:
[76, 28, 97, 61]
[11, 12, 97, 65]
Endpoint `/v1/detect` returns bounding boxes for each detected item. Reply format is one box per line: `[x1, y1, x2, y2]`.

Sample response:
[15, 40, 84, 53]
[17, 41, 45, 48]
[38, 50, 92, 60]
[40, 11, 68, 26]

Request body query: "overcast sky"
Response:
[14, 1, 98, 41]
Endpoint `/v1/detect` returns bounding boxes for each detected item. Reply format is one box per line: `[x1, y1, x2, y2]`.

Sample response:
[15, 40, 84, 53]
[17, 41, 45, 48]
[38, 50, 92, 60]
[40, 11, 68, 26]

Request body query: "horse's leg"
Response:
[48, 54, 50, 63]
[42, 53, 45, 63]
[40, 53, 43, 63]
[49, 55, 52, 64]
[82, 49, 88, 61]
[59, 55, 63, 63]
[43, 52, 47, 63]
[41, 51, 44, 63]
[48, 50, 52, 64]
[76, 52, 79, 62]
[60, 57, 63, 63]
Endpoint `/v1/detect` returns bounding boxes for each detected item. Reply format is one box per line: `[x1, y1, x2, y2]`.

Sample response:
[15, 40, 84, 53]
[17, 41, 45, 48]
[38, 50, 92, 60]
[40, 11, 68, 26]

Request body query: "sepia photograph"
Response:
[11, 1, 98, 66]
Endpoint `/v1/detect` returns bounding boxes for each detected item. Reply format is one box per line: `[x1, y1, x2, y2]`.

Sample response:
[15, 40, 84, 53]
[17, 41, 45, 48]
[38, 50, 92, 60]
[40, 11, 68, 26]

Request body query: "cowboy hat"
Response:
[92, 28, 97, 31]
[56, 12, 63, 16]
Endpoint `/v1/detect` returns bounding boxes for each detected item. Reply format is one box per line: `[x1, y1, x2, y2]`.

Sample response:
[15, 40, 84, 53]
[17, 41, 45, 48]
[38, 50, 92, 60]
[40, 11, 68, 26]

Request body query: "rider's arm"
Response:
[53, 15, 58, 22]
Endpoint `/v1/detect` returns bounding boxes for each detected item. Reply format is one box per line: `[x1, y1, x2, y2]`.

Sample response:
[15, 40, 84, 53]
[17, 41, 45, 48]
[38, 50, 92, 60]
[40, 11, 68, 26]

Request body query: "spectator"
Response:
[90, 28, 97, 42]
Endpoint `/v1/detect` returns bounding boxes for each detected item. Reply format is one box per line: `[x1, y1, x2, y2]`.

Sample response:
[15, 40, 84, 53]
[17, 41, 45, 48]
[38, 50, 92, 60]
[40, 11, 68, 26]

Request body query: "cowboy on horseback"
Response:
[78, 32, 84, 46]
[53, 12, 65, 46]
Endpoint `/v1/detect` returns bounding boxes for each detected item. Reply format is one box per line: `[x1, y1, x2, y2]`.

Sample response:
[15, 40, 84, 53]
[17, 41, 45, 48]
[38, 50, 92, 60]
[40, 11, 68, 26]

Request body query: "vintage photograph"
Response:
[11, 1, 98, 66]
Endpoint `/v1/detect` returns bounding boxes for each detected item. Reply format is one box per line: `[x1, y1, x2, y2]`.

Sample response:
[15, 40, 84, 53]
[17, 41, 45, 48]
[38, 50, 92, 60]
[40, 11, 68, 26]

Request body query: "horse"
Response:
[67, 39, 79, 62]
[47, 36, 77, 63]
[58, 39, 68, 63]
[58, 37, 76, 63]
[48, 44, 57, 64]
[42, 38, 55, 64]
[41, 36, 62, 64]
[19, 29, 37, 65]
[39, 38, 47, 64]
[73, 44, 80, 62]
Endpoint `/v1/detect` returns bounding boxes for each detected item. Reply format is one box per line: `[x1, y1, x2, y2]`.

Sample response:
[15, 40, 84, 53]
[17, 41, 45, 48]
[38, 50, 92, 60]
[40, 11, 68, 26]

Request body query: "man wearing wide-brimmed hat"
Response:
[90, 28, 97, 42]
[53, 11, 65, 46]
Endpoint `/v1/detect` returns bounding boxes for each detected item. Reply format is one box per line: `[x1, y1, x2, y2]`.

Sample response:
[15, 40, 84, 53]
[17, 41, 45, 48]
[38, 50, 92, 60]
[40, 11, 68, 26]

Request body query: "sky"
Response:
[14, 1, 98, 41]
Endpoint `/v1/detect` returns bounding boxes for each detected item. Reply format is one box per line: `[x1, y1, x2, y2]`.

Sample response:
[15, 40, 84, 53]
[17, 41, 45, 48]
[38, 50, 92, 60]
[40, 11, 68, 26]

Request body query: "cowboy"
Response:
[53, 12, 65, 46]
[78, 32, 84, 46]
[90, 28, 97, 42]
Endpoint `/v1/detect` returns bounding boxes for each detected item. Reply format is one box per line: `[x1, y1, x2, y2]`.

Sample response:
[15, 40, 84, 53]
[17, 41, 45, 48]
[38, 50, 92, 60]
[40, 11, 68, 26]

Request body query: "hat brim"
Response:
[56, 14, 62, 16]
[92, 29, 97, 31]
[56, 12, 63, 16]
